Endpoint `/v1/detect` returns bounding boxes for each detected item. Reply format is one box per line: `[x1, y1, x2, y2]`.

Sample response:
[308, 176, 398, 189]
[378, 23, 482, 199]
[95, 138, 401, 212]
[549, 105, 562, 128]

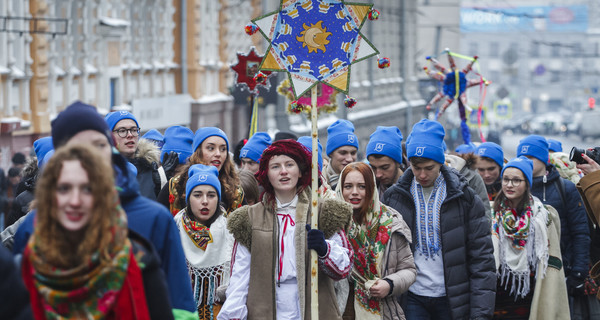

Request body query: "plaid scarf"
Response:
[411, 173, 446, 259]
[25, 193, 131, 319]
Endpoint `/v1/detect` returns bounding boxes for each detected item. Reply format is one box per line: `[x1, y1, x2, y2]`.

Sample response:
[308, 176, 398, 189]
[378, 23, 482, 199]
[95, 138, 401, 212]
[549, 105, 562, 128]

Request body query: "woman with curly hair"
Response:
[336, 162, 416, 320]
[158, 127, 244, 216]
[219, 139, 353, 320]
[21, 144, 173, 319]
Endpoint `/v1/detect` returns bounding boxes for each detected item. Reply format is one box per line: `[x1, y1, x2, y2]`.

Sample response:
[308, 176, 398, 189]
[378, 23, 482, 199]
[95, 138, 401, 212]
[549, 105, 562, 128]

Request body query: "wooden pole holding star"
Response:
[248, 1, 386, 317]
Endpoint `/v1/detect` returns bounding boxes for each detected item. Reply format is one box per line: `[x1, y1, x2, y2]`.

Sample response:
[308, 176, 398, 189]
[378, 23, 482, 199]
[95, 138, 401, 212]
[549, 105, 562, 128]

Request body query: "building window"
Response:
[469, 42, 478, 57]
[490, 42, 499, 58]
[531, 42, 539, 57]
[550, 70, 559, 83]
[551, 44, 560, 57]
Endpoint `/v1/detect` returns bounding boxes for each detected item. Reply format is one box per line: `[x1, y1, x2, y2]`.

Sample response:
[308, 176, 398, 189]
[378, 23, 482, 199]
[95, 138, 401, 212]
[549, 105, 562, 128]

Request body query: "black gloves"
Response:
[151, 162, 162, 196]
[306, 224, 328, 257]
[161, 151, 180, 181]
[567, 272, 586, 296]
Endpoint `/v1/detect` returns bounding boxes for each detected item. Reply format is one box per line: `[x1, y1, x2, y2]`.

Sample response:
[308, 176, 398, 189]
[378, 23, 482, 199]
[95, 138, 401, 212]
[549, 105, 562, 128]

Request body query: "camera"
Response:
[570, 146, 600, 165]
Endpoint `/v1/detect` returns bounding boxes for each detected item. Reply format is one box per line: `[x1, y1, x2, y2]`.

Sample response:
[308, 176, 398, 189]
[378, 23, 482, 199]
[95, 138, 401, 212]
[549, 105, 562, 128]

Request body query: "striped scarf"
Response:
[411, 173, 446, 259]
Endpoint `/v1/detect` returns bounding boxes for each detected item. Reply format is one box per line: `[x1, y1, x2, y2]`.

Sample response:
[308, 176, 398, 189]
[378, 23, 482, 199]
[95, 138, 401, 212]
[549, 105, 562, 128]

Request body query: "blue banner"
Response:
[460, 5, 588, 33]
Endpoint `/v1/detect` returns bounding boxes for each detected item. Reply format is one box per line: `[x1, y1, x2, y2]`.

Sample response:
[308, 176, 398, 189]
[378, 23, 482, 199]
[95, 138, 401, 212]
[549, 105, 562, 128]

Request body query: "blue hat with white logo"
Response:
[240, 132, 272, 163]
[502, 156, 533, 187]
[104, 110, 139, 131]
[517, 135, 549, 164]
[186, 164, 221, 201]
[366, 126, 403, 164]
[326, 119, 359, 156]
[406, 119, 445, 164]
[476, 142, 504, 168]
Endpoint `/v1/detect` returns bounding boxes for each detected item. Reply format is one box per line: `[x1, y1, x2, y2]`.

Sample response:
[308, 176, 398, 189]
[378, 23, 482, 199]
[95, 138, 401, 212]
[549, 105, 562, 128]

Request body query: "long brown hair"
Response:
[493, 172, 532, 214]
[173, 141, 240, 210]
[33, 144, 117, 269]
[339, 162, 375, 225]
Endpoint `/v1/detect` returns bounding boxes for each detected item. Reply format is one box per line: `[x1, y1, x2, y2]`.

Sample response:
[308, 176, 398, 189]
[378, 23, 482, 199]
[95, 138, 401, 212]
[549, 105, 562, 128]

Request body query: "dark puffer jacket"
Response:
[531, 165, 590, 276]
[383, 165, 496, 320]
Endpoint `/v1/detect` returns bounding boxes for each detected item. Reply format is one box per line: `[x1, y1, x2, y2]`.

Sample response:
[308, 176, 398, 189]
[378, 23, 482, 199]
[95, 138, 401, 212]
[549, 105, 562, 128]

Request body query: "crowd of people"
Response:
[0, 100, 599, 320]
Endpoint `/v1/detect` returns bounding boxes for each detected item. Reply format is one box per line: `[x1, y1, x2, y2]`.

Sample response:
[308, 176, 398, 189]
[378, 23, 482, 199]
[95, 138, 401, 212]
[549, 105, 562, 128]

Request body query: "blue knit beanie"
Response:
[297, 136, 323, 171]
[142, 129, 164, 147]
[193, 127, 229, 153]
[476, 142, 504, 168]
[240, 132, 272, 163]
[366, 126, 403, 164]
[40, 149, 55, 169]
[186, 164, 221, 201]
[547, 139, 563, 152]
[104, 110, 139, 131]
[33, 137, 53, 167]
[161, 126, 194, 164]
[517, 135, 549, 164]
[406, 119, 445, 164]
[51, 101, 113, 148]
[326, 119, 359, 156]
[502, 156, 533, 187]
[455, 143, 476, 154]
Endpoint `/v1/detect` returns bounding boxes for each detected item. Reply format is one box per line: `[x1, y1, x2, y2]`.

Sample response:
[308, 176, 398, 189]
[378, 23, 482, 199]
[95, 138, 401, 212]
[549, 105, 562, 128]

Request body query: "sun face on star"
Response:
[296, 21, 332, 54]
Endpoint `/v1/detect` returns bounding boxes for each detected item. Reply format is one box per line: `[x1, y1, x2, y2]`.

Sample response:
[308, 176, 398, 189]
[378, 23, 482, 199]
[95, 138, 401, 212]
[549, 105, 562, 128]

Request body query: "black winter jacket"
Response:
[383, 165, 496, 320]
[531, 165, 590, 276]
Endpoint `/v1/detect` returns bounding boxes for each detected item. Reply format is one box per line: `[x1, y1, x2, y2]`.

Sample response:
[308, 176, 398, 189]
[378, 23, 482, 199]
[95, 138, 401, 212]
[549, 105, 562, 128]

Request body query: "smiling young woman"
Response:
[336, 162, 416, 319]
[21, 144, 173, 319]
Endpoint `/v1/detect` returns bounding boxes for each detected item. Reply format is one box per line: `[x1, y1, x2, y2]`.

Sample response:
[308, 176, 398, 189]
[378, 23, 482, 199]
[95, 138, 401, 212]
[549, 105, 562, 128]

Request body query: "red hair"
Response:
[255, 139, 313, 198]
[340, 162, 375, 225]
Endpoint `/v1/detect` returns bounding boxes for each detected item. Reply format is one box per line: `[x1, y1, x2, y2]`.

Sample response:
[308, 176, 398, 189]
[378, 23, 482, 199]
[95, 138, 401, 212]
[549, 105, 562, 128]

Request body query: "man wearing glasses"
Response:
[517, 135, 590, 317]
[105, 110, 161, 200]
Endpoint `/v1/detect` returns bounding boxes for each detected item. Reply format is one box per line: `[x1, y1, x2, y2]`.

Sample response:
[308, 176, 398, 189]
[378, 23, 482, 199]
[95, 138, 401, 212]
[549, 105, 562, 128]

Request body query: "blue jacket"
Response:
[13, 154, 197, 316]
[530, 165, 590, 276]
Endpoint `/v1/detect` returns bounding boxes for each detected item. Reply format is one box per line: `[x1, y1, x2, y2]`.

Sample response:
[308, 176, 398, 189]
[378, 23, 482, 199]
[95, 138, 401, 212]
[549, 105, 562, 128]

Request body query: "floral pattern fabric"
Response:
[348, 204, 393, 315]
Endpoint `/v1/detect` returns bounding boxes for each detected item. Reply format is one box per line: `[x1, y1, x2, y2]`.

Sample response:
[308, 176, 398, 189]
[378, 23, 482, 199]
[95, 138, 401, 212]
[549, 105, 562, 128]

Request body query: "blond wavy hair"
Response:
[32, 144, 118, 269]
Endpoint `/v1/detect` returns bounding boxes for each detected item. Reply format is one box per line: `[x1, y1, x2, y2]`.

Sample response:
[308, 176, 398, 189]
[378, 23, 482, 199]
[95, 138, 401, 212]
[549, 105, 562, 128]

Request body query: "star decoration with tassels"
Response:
[252, 0, 380, 100]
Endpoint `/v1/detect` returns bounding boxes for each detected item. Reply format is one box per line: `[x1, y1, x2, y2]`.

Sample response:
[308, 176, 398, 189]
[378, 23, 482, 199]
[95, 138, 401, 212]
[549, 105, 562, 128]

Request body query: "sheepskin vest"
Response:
[227, 188, 351, 320]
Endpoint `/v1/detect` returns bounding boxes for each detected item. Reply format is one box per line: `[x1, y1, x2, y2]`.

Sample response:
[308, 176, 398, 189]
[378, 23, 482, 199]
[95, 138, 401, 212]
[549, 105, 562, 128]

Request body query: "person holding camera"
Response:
[517, 135, 591, 318]
[575, 152, 600, 315]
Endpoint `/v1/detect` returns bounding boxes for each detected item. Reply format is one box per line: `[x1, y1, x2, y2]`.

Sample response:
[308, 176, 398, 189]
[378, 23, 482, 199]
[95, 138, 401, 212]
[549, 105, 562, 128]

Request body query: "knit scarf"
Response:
[182, 212, 214, 250]
[411, 173, 446, 259]
[25, 194, 131, 319]
[492, 196, 549, 299]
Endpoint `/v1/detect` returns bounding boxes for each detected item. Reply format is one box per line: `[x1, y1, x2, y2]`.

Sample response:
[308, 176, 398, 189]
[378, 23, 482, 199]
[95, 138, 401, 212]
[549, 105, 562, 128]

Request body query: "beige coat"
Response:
[529, 199, 571, 319]
[378, 206, 417, 320]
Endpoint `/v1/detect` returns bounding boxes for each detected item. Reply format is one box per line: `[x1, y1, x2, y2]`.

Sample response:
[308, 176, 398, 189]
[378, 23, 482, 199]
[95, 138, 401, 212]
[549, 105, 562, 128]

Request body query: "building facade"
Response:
[0, 0, 427, 167]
